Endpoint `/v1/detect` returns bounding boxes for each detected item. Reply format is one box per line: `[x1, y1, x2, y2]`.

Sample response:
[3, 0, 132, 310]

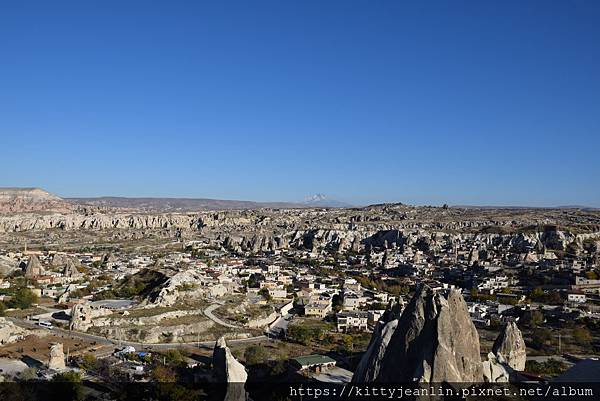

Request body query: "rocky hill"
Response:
[67, 196, 307, 211]
[0, 188, 73, 214]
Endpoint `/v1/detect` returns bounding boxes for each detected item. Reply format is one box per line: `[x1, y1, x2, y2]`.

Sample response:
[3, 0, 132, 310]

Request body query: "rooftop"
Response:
[293, 354, 336, 367]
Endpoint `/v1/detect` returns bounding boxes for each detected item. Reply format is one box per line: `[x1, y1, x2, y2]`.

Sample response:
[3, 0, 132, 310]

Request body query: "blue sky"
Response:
[1, 1, 599, 206]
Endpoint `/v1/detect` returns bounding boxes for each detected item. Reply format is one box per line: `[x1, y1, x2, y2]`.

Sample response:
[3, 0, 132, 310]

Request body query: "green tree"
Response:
[341, 334, 354, 353]
[287, 325, 312, 345]
[10, 288, 39, 309]
[530, 287, 544, 301]
[162, 349, 188, 367]
[572, 326, 593, 345]
[528, 310, 545, 328]
[258, 288, 272, 301]
[151, 365, 178, 382]
[244, 345, 268, 365]
[531, 328, 552, 349]
[51, 371, 84, 401]
[80, 354, 99, 371]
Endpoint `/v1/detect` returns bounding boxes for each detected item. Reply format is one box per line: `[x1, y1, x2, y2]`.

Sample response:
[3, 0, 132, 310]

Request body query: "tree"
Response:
[244, 345, 268, 365]
[530, 287, 544, 301]
[531, 328, 552, 349]
[10, 288, 38, 309]
[341, 334, 354, 353]
[80, 354, 99, 372]
[258, 288, 272, 301]
[51, 371, 84, 401]
[525, 358, 568, 376]
[528, 310, 545, 328]
[162, 349, 188, 367]
[332, 294, 344, 313]
[287, 325, 312, 345]
[270, 360, 287, 376]
[573, 326, 593, 346]
[152, 365, 178, 382]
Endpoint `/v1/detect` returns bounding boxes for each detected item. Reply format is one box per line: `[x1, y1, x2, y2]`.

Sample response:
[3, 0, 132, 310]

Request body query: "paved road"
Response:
[267, 313, 292, 337]
[9, 316, 268, 352]
[203, 303, 241, 329]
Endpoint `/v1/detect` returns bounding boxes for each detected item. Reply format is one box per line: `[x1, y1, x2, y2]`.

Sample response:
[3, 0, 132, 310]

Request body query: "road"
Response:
[203, 303, 241, 329]
[526, 354, 581, 366]
[8, 315, 268, 352]
[267, 313, 292, 337]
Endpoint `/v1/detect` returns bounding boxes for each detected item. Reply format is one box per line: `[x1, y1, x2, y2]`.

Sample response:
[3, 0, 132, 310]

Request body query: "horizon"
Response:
[2, 187, 599, 209]
[1, 1, 599, 207]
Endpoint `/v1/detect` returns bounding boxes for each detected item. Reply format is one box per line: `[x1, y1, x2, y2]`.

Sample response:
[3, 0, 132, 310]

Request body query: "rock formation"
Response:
[352, 318, 399, 381]
[24, 255, 43, 278]
[0, 187, 72, 214]
[483, 321, 527, 382]
[0, 255, 17, 277]
[352, 285, 483, 383]
[492, 321, 526, 371]
[0, 317, 26, 345]
[482, 352, 511, 383]
[212, 337, 248, 401]
[70, 302, 112, 331]
[48, 343, 66, 370]
[52, 254, 83, 278]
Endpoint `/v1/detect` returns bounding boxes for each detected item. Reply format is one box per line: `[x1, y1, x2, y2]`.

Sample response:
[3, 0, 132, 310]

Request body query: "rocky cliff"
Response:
[212, 337, 249, 401]
[353, 285, 483, 383]
[492, 322, 527, 371]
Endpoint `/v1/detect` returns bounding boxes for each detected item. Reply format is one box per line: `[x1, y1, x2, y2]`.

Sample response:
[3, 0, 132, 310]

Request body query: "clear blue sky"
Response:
[1, 1, 599, 206]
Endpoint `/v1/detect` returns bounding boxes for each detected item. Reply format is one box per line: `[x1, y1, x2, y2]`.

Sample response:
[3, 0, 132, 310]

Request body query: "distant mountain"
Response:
[302, 194, 353, 208]
[0, 187, 357, 213]
[0, 188, 73, 214]
[67, 196, 307, 211]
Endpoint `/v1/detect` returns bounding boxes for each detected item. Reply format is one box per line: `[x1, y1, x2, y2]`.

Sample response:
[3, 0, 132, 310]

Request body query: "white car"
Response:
[37, 320, 53, 329]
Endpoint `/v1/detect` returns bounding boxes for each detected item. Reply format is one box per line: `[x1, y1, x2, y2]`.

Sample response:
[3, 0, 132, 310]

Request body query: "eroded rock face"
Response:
[52, 254, 83, 278]
[24, 255, 43, 278]
[212, 337, 248, 401]
[0, 317, 26, 345]
[140, 269, 219, 307]
[353, 285, 483, 383]
[48, 343, 66, 371]
[0, 255, 17, 277]
[492, 322, 526, 371]
[353, 319, 399, 382]
[70, 302, 111, 331]
[482, 352, 510, 383]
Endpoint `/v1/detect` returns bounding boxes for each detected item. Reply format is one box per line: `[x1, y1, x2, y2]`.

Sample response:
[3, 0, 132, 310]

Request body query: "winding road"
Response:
[8, 304, 268, 353]
[203, 303, 242, 329]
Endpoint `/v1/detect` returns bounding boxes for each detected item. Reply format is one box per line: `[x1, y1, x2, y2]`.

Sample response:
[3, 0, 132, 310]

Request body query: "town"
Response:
[0, 189, 598, 399]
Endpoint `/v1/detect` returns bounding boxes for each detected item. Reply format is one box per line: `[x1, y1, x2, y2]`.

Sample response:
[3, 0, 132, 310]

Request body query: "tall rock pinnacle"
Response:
[353, 285, 483, 383]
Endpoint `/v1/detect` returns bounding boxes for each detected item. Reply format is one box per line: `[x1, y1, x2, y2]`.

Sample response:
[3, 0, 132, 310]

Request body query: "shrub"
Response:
[9, 288, 38, 309]
[244, 345, 268, 365]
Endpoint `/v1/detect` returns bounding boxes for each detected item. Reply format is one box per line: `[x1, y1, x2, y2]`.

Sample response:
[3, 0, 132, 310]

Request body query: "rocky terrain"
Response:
[353, 285, 528, 384]
[353, 285, 484, 383]
[1, 188, 599, 258]
[0, 188, 73, 214]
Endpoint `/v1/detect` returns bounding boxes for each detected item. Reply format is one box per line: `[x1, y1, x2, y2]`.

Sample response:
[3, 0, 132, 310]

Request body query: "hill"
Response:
[0, 188, 73, 214]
